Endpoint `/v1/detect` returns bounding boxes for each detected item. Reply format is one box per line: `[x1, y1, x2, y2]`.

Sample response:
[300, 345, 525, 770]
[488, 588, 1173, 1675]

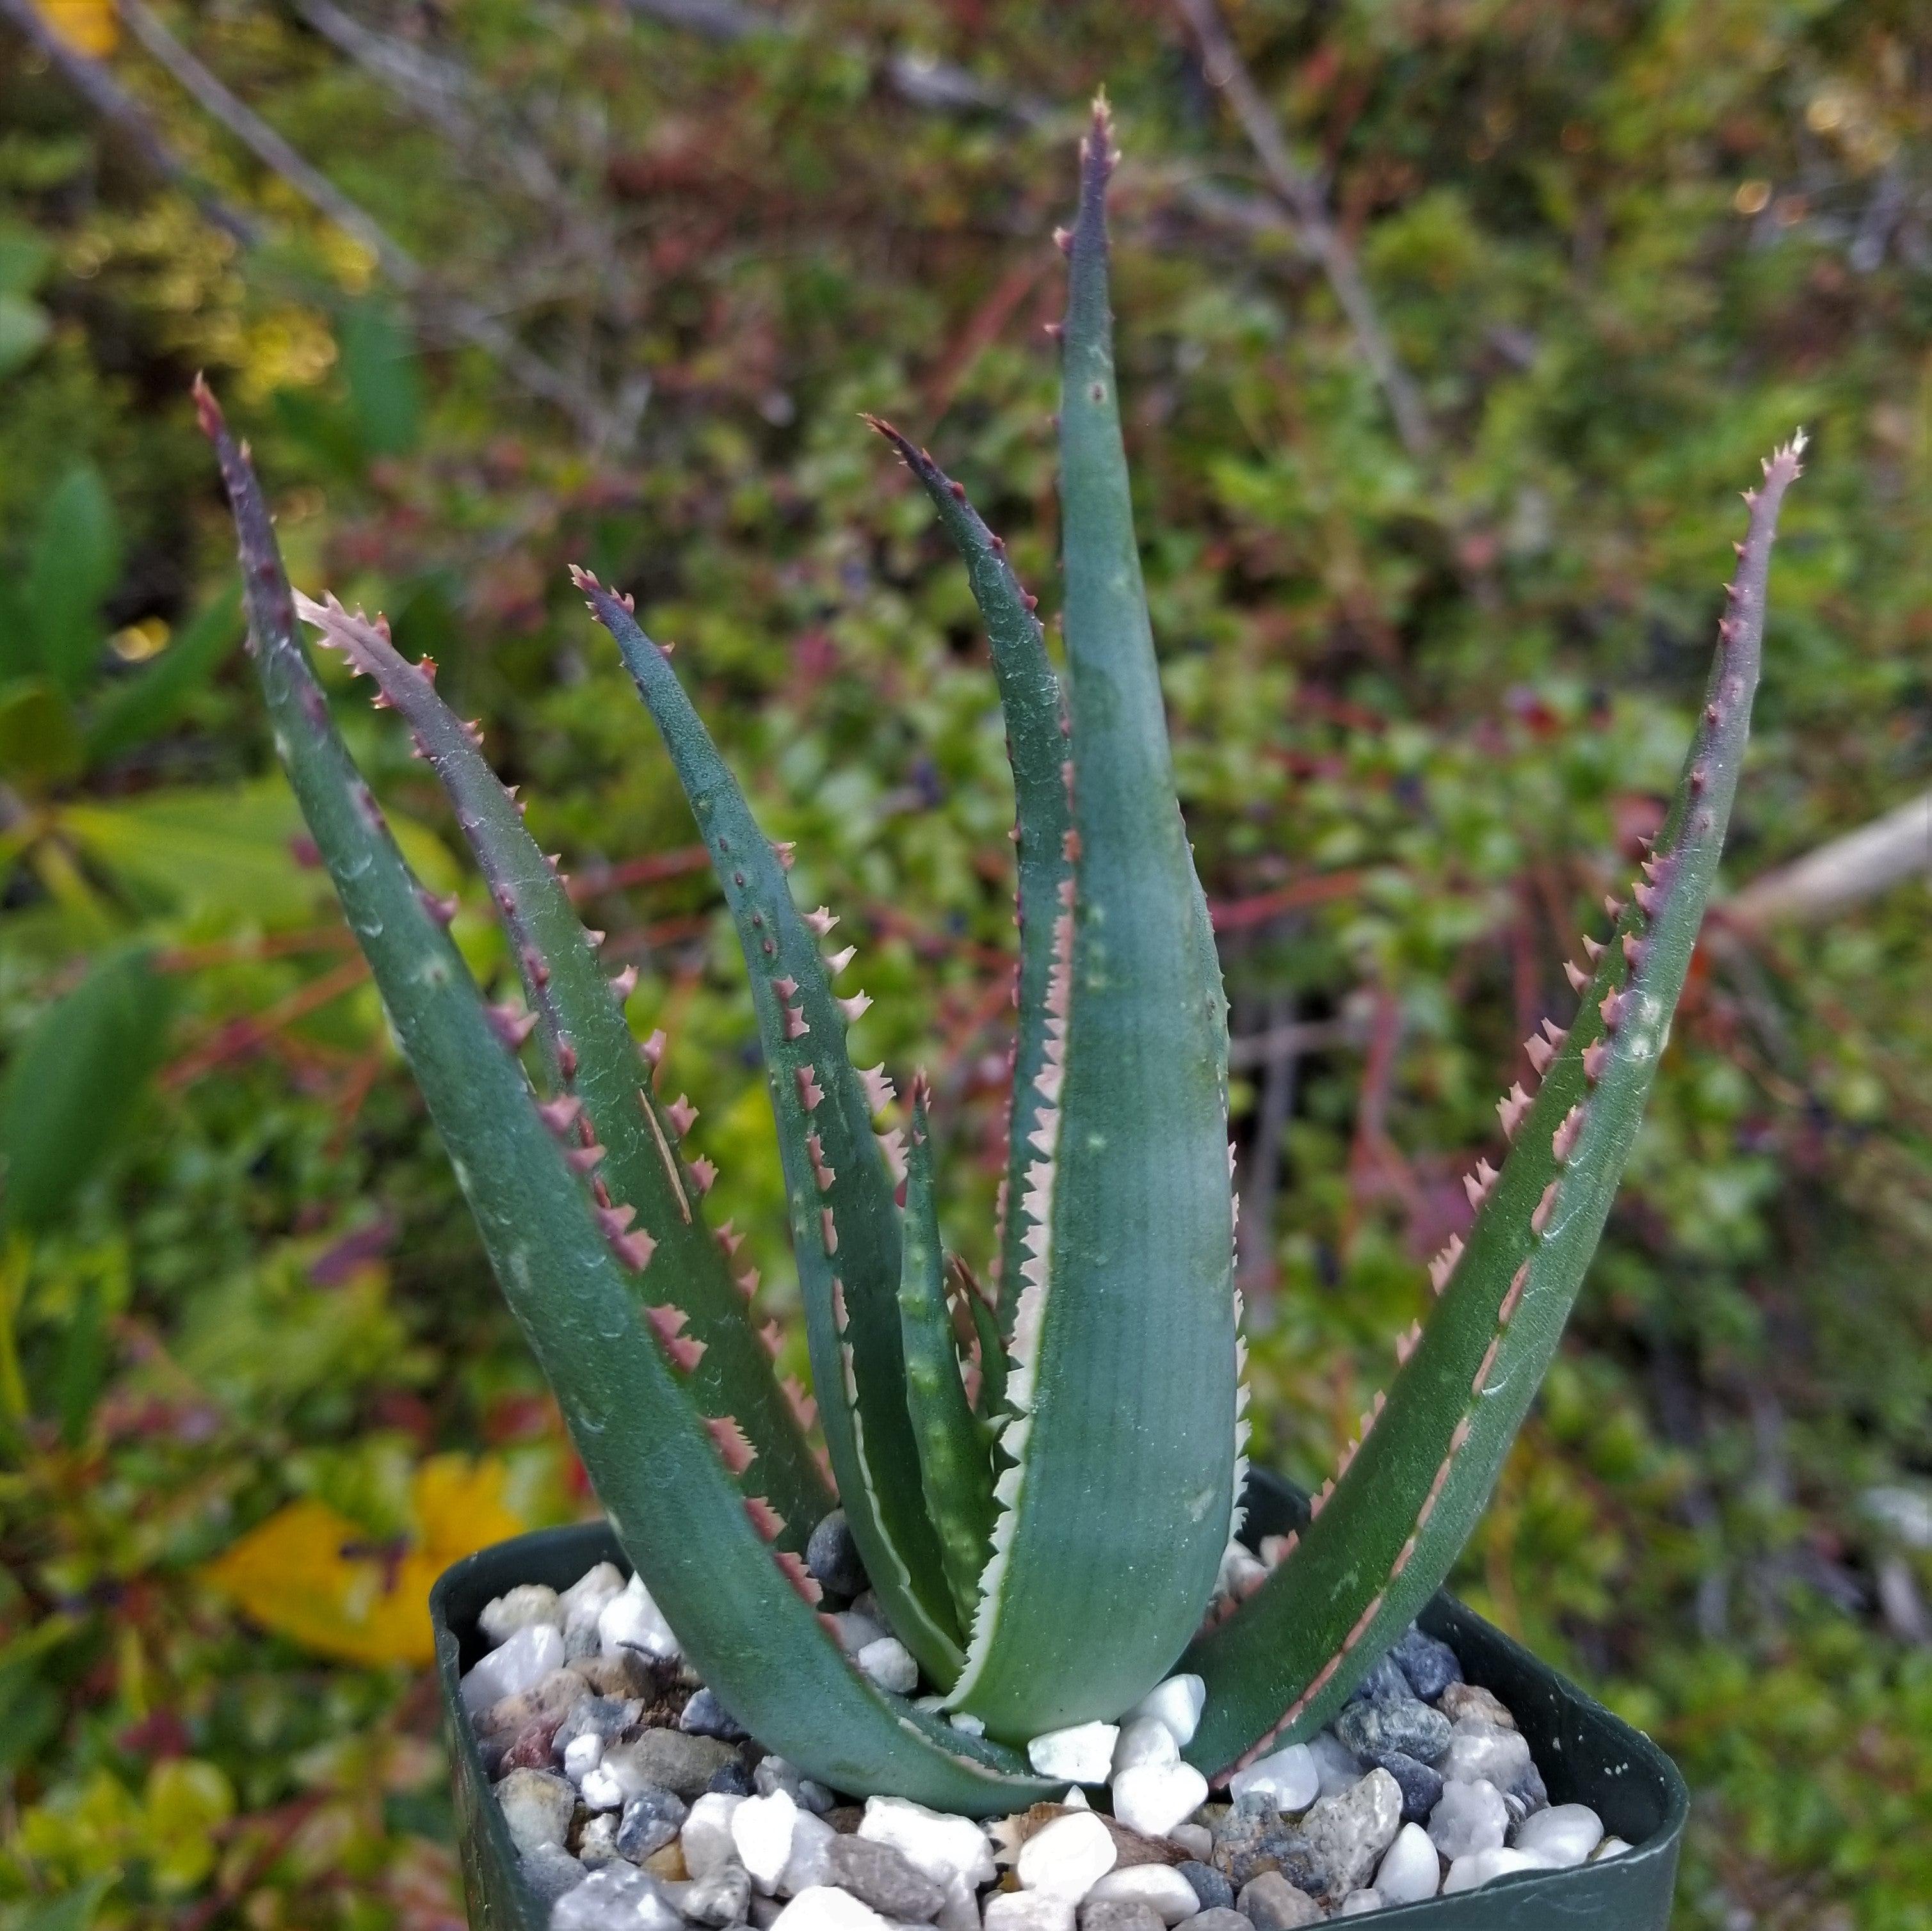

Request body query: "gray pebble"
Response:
[707, 1758, 757, 1797]
[806, 1510, 869, 1599]
[519, 1843, 586, 1906]
[753, 1756, 803, 1800]
[1211, 1811, 1323, 1893]
[1333, 1697, 1452, 1767]
[602, 1730, 741, 1800]
[555, 1697, 643, 1759]
[1176, 1863, 1233, 1913]
[1301, 1768, 1402, 1898]
[571, 1652, 664, 1702]
[1344, 1655, 1411, 1706]
[681, 1688, 751, 1742]
[1250, 1837, 1323, 1896]
[684, 1863, 753, 1926]
[1501, 1756, 1549, 1826]
[616, 1786, 688, 1863]
[577, 1813, 620, 1868]
[1390, 1627, 1461, 1701]
[551, 1863, 680, 1931]
[1234, 1873, 1322, 1930]
[497, 1767, 577, 1855]
[1079, 1903, 1164, 1931]
[826, 1834, 946, 1921]
[1176, 1914, 1253, 1931]
[1359, 1751, 1442, 1825]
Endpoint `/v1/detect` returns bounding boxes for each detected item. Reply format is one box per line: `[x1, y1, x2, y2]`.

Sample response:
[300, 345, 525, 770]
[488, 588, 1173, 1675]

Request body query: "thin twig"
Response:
[1168, 0, 1436, 461]
[159, 953, 371, 1090]
[0, 0, 259, 244]
[1227, 1013, 1363, 1071]
[620, 0, 1052, 127]
[1721, 789, 1931, 929]
[113, 0, 616, 444]
[1236, 990, 1300, 1293]
[121, 0, 407, 274]
[1210, 869, 1362, 933]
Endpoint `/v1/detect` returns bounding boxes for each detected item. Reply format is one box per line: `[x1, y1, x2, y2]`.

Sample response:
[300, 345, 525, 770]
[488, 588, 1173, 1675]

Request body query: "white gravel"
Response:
[1122, 1676, 1206, 1748]
[1109, 1760, 1208, 1839]
[461, 1621, 564, 1716]
[1014, 1811, 1116, 1900]
[1513, 1802, 1603, 1868]
[1027, 1722, 1120, 1786]
[1227, 1744, 1317, 1814]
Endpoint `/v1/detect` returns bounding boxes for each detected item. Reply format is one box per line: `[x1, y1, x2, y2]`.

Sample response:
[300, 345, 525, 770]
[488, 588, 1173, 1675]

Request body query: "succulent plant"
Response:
[198, 100, 1803, 1815]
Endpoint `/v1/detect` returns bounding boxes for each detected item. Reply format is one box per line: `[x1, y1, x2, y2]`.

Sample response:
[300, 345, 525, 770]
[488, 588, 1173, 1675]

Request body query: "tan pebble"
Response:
[1438, 1681, 1517, 1729]
[645, 1842, 689, 1882]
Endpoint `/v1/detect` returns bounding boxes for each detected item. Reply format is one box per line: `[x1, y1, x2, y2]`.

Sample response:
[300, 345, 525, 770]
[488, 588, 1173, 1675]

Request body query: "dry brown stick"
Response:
[115, 0, 615, 444]
[1236, 990, 1299, 1293]
[121, 0, 407, 274]
[1722, 789, 1931, 929]
[1168, 0, 1436, 462]
[0, 0, 259, 244]
[620, 0, 1054, 125]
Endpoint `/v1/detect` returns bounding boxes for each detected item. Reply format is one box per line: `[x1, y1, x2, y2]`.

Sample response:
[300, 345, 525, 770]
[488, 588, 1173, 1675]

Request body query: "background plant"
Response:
[0, 1, 1928, 1927]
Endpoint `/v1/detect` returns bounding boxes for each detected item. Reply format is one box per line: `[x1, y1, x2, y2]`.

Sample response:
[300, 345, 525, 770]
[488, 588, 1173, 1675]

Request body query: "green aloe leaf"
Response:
[1186, 437, 1807, 1775]
[864, 419, 1072, 1342]
[579, 576, 965, 1687]
[200, 381, 1054, 1817]
[896, 1075, 995, 1628]
[292, 590, 830, 1540]
[947, 102, 1238, 1742]
[956, 1264, 1006, 1423]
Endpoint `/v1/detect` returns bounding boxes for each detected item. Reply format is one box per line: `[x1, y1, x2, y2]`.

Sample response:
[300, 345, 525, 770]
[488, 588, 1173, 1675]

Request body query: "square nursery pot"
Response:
[430, 1470, 1687, 1931]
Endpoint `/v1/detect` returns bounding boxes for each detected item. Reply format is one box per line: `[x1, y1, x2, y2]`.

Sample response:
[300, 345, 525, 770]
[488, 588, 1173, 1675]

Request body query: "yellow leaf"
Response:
[202, 1455, 527, 1666]
[144, 1759, 234, 1895]
[35, 0, 118, 57]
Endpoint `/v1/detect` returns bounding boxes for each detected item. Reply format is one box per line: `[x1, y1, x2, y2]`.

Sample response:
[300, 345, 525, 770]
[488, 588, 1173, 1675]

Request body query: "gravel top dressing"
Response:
[467, 1548, 1632, 1930]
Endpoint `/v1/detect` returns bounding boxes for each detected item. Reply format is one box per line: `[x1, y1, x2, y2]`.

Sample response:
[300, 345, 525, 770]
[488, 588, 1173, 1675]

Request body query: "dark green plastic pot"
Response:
[430, 1471, 1686, 1931]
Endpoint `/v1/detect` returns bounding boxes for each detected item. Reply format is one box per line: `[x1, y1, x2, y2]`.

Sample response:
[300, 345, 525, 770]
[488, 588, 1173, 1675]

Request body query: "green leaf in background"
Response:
[270, 385, 369, 477]
[23, 466, 120, 700]
[0, 678, 85, 789]
[83, 586, 243, 765]
[63, 781, 319, 922]
[0, 223, 52, 381]
[3, 1872, 118, 1931]
[0, 947, 173, 1234]
[63, 778, 462, 923]
[0, 294, 51, 380]
[340, 297, 421, 458]
[55, 1273, 108, 1448]
[0, 224, 54, 297]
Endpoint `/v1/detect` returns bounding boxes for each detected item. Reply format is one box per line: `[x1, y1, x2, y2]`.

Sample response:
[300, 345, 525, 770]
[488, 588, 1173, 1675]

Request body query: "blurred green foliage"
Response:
[1, 3, 1928, 1928]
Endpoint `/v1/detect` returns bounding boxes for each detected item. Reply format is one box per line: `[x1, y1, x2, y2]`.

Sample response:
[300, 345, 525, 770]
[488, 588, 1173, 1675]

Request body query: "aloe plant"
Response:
[198, 100, 1803, 1812]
